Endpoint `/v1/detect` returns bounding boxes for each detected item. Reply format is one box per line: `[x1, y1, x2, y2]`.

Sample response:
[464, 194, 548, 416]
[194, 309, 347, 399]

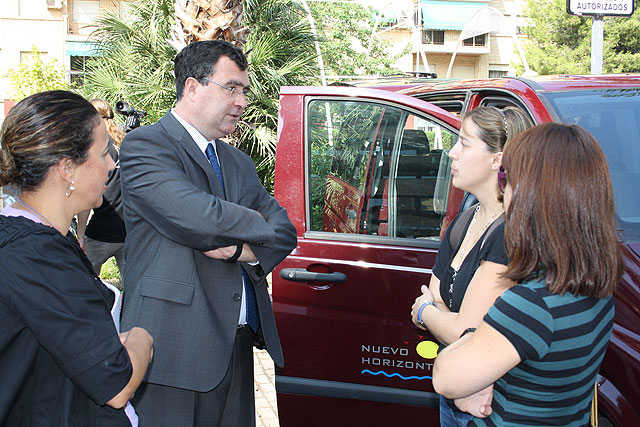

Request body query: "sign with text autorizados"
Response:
[567, 0, 634, 16]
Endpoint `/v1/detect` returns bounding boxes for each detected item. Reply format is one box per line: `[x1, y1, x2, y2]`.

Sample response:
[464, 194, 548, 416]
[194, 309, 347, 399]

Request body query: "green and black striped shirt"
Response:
[470, 279, 614, 426]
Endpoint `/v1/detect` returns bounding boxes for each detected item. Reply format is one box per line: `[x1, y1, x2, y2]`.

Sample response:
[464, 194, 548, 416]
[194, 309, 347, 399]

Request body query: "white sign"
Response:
[567, 0, 634, 16]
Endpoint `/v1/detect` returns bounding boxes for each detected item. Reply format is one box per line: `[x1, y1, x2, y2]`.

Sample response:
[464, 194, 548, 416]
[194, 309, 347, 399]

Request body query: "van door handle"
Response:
[280, 268, 347, 283]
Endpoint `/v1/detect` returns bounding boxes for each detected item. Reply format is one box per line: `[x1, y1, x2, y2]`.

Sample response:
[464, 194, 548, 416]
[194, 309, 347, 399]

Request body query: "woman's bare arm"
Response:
[412, 261, 514, 345]
[106, 327, 154, 409]
[432, 322, 520, 399]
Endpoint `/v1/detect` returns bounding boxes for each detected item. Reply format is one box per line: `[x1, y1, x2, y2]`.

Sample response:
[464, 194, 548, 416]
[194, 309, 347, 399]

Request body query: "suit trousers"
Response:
[133, 326, 255, 427]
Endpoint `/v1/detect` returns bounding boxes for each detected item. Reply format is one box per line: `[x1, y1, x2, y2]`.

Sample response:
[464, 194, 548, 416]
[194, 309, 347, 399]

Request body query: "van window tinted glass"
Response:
[308, 99, 457, 239]
[542, 89, 640, 242]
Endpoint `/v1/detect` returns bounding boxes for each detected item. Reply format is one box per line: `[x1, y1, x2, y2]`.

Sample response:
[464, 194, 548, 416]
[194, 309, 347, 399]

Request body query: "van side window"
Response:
[308, 99, 457, 240]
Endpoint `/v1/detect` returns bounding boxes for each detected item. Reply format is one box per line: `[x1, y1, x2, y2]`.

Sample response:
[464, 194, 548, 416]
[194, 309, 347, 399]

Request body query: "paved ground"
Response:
[254, 272, 279, 427]
[254, 348, 279, 426]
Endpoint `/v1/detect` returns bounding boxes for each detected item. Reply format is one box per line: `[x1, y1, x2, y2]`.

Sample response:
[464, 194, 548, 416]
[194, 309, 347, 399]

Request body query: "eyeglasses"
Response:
[498, 165, 507, 193]
[202, 78, 249, 98]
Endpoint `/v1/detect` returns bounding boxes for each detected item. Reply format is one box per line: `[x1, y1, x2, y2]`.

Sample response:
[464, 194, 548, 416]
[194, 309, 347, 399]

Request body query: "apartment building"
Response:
[364, 0, 529, 79]
[0, 0, 124, 122]
[0, 0, 530, 123]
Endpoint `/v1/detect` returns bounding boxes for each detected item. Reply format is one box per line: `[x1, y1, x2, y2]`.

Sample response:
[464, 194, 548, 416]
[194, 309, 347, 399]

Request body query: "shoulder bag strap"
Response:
[449, 203, 479, 253]
[480, 213, 506, 250]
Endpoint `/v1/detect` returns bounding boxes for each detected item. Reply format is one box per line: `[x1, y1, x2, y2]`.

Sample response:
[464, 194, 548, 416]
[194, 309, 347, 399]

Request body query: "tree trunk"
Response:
[171, 0, 248, 48]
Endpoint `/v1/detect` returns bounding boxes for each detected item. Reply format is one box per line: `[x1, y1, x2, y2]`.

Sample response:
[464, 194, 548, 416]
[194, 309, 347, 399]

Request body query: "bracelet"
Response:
[224, 244, 243, 263]
[459, 327, 476, 339]
[417, 301, 437, 327]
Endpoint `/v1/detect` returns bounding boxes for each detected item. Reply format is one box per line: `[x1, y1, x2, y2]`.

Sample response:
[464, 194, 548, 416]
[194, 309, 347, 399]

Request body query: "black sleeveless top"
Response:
[433, 212, 508, 313]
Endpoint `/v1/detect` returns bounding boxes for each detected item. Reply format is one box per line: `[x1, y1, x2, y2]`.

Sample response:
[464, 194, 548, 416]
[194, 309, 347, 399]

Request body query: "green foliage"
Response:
[6, 47, 69, 101]
[99, 257, 122, 282]
[307, 100, 389, 229]
[81, 0, 319, 192]
[520, 0, 640, 75]
[308, 1, 408, 76]
[235, 0, 320, 190]
[426, 130, 455, 150]
[80, 0, 176, 125]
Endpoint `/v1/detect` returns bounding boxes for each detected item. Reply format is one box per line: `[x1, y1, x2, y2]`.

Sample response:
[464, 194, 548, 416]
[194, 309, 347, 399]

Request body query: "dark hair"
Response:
[462, 106, 534, 153]
[502, 122, 623, 297]
[174, 40, 248, 101]
[0, 90, 101, 191]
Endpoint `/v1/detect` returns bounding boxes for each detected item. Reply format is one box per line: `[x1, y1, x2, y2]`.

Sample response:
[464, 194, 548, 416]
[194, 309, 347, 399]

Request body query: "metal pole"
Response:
[591, 16, 603, 74]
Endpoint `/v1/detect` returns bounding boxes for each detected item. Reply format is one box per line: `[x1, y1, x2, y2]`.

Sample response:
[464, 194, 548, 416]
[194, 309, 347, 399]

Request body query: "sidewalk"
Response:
[254, 272, 279, 426]
[254, 348, 279, 426]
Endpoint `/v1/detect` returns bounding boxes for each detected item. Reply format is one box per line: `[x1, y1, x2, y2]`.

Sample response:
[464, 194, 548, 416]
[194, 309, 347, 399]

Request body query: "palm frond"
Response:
[81, 0, 319, 191]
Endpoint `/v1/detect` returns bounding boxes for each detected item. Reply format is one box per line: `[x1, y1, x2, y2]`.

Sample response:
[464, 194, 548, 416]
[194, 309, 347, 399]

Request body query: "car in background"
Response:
[272, 75, 640, 426]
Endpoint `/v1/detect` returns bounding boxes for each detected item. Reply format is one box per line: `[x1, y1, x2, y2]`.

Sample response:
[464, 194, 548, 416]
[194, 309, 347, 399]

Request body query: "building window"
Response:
[489, 70, 508, 78]
[422, 30, 445, 45]
[70, 56, 88, 87]
[462, 34, 486, 47]
[72, 0, 100, 24]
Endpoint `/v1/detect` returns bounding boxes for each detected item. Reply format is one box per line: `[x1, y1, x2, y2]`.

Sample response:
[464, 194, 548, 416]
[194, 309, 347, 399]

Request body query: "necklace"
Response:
[15, 198, 56, 228]
[455, 205, 504, 264]
[470, 204, 480, 224]
[448, 205, 504, 309]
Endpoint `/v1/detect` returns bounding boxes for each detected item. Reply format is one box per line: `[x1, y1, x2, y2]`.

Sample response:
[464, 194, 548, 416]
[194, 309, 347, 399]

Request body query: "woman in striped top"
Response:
[432, 122, 624, 426]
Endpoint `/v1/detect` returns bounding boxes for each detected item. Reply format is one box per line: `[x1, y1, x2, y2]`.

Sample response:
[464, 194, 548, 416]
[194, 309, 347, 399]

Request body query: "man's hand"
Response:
[203, 243, 258, 263]
[454, 384, 494, 418]
[236, 244, 257, 263]
[203, 245, 238, 260]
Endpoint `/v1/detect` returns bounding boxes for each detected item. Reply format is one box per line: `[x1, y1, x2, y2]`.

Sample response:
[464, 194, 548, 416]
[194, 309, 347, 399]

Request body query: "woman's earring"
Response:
[65, 179, 76, 198]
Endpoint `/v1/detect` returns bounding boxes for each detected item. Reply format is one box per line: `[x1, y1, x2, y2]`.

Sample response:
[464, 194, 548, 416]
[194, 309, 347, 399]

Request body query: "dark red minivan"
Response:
[272, 75, 640, 426]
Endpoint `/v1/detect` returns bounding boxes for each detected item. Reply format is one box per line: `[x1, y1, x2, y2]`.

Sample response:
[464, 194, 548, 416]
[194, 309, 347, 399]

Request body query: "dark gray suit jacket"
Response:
[119, 112, 296, 392]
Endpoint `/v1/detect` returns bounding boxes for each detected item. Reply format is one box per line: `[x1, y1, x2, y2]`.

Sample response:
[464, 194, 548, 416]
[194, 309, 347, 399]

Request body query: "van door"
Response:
[273, 86, 462, 426]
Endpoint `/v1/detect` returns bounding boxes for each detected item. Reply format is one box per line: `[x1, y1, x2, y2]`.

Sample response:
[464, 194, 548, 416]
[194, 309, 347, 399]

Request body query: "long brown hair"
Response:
[90, 99, 125, 147]
[502, 123, 623, 297]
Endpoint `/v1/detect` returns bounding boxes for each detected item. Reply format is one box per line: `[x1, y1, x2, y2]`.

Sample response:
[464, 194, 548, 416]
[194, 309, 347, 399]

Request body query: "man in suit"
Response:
[119, 40, 297, 426]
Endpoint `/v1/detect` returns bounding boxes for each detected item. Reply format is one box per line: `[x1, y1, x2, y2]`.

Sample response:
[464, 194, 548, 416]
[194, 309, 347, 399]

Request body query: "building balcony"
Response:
[418, 42, 490, 55]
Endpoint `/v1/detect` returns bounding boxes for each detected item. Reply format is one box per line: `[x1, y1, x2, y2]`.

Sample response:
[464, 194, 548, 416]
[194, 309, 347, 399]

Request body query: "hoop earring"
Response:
[65, 179, 76, 198]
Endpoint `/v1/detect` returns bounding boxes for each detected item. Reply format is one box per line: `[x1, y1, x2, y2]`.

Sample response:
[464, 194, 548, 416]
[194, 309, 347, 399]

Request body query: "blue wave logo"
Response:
[361, 369, 432, 381]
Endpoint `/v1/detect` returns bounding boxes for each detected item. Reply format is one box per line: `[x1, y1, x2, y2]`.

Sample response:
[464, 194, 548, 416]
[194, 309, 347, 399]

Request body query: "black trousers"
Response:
[133, 326, 255, 427]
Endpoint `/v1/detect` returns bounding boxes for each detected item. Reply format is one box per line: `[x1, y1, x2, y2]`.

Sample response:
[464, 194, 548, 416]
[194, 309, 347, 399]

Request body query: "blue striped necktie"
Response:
[205, 142, 260, 332]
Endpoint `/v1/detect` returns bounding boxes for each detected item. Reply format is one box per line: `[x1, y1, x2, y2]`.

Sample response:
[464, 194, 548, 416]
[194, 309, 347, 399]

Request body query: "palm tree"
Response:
[82, 0, 176, 123]
[169, 0, 247, 49]
[236, 0, 320, 187]
[82, 0, 319, 190]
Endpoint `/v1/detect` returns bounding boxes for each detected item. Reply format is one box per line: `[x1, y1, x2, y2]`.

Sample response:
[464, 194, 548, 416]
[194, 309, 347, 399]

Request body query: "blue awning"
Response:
[66, 41, 98, 56]
[421, 1, 489, 30]
[371, 8, 397, 24]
